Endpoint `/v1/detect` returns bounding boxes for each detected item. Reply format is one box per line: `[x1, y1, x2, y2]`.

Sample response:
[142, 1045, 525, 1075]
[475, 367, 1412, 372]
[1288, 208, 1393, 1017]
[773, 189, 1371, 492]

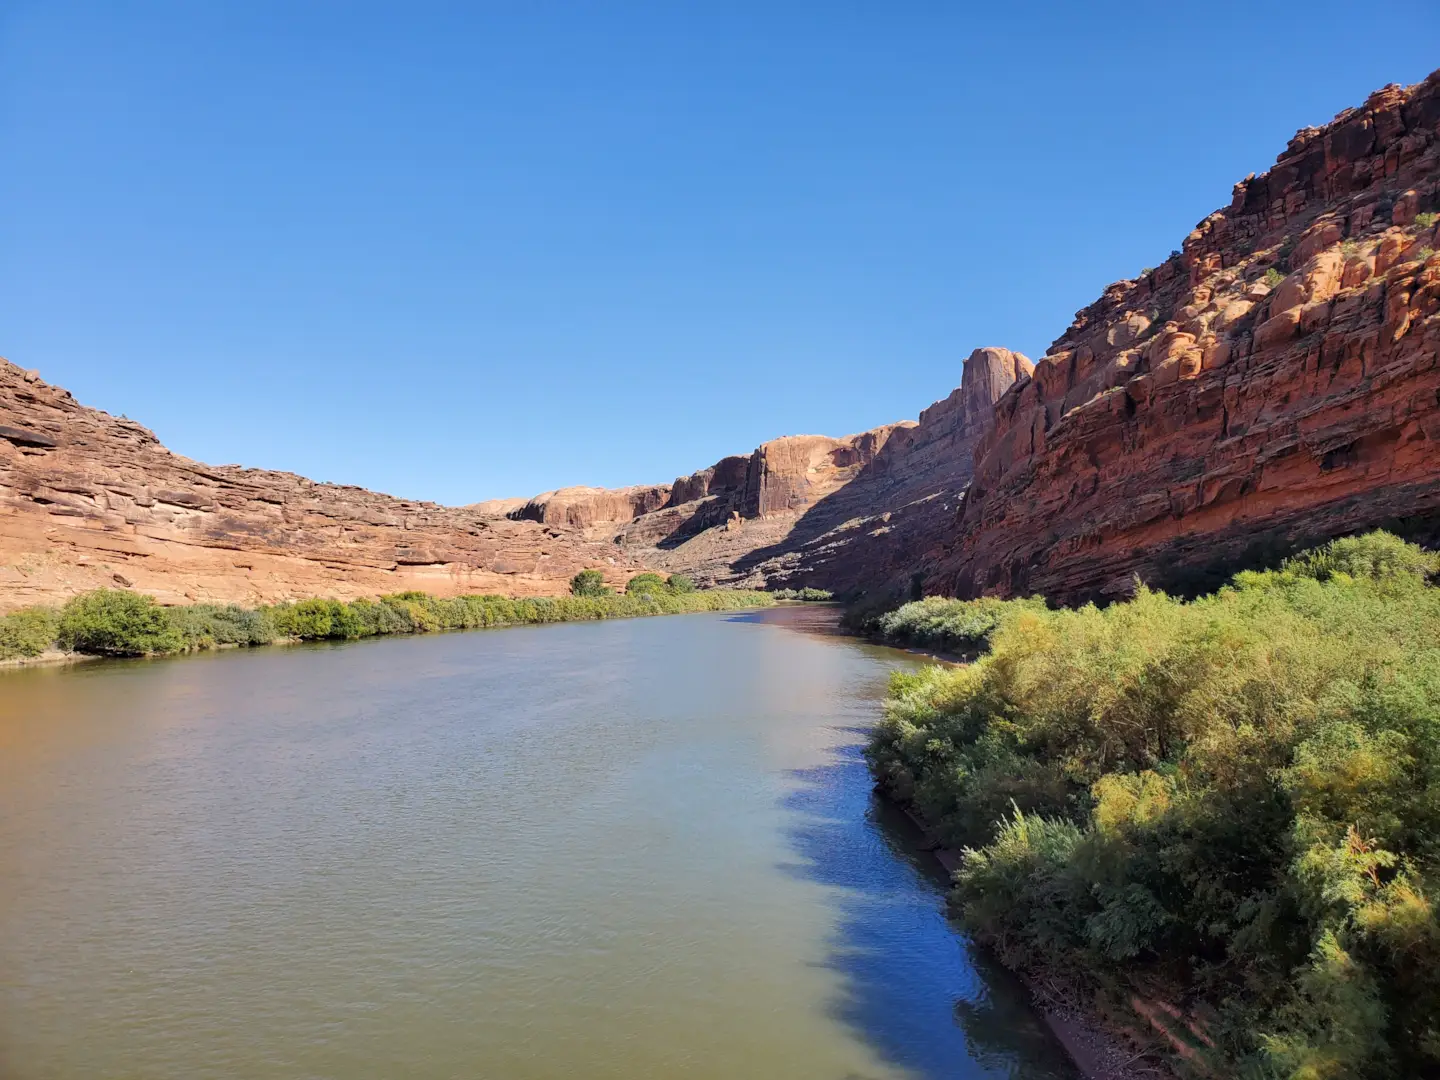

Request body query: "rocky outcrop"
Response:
[507, 484, 672, 531]
[0, 338, 1030, 610]
[14, 73, 1435, 612]
[928, 71, 1440, 602]
[614, 346, 1032, 589]
[0, 360, 650, 610]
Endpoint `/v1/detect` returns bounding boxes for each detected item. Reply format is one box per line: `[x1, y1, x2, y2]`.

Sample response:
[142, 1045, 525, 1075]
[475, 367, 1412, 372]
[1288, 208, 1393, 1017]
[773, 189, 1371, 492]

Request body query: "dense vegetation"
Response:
[770, 587, 834, 601]
[866, 532, 1440, 1079]
[0, 585, 773, 661]
[569, 570, 696, 597]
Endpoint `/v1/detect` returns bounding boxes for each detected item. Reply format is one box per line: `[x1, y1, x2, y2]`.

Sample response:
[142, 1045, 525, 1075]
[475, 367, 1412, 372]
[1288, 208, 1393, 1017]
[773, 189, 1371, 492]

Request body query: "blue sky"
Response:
[3, 3, 1437, 505]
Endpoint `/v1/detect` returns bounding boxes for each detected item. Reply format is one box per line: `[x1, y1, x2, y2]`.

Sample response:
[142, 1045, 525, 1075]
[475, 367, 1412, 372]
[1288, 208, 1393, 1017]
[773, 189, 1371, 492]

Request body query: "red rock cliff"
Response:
[0, 360, 649, 610]
[928, 71, 1440, 602]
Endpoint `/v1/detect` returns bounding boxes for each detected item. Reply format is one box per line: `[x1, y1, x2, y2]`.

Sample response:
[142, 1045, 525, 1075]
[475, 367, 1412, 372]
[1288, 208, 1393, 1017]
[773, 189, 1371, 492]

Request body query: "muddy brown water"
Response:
[0, 605, 1075, 1079]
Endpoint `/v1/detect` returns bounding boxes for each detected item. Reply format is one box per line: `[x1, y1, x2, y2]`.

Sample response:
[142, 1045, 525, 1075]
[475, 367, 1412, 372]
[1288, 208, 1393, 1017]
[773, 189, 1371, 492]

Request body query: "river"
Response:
[0, 605, 1076, 1079]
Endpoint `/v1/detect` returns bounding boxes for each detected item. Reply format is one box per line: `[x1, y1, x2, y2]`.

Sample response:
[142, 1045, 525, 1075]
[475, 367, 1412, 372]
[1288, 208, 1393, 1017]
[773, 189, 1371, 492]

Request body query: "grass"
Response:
[0, 585, 774, 661]
[865, 531, 1440, 1079]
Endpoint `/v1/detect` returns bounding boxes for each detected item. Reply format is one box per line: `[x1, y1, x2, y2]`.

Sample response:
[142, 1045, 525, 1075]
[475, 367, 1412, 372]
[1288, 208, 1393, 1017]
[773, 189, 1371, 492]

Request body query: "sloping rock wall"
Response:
[928, 72, 1440, 602]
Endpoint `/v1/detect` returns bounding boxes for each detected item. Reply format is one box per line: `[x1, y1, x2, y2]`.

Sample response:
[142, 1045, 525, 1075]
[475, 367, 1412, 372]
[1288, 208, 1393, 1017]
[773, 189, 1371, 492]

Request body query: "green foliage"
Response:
[1263, 266, 1286, 288]
[871, 595, 1046, 656]
[771, 587, 835, 601]
[55, 589, 183, 656]
[570, 569, 608, 597]
[665, 574, 695, 594]
[168, 603, 277, 648]
[624, 573, 667, 595]
[0, 606, 58, 659]
[1420, 246, 1436, 262]
[867, 531, 1440, 1078]
[3, 584, 775, 663]
[1415, 211, 1438, 229]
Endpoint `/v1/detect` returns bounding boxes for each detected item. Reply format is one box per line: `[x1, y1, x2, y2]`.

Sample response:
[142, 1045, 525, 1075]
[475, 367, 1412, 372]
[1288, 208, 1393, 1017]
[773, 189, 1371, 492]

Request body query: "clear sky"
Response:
[3, 3, 1437, 505]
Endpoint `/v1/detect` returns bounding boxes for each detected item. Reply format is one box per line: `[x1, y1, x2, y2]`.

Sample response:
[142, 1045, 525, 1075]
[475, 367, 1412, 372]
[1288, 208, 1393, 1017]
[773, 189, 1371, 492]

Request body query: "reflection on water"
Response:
[0, 608, 1073, 1079]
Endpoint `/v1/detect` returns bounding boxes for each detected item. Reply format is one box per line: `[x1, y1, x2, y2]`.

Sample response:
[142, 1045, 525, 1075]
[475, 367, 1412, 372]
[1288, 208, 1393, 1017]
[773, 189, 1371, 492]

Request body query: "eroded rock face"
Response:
[0, 361, 651, 609]
[0, 339, 1031, 609]
[613, 346, 1032, 589]
[928, 71, 1440, 602]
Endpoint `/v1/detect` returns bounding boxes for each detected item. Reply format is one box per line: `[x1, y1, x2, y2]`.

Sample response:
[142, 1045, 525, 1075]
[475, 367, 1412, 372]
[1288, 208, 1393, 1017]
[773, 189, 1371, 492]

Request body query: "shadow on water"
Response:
[780, 740, 1079, 1080]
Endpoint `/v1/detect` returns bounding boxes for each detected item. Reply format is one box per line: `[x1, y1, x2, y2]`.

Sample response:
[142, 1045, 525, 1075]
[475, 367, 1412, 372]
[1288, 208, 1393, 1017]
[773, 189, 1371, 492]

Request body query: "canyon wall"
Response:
[0, 341, 1028, 610]
[8, 71, 1437, 612]
[927, 71, 1440, 603]
[0, 360, 652, 609]
[494, 346, 1032, 590]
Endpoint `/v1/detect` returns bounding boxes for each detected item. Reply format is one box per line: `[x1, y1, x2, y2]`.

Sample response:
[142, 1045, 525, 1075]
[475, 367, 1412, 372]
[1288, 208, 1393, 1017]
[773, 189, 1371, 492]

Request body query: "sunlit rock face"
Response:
[926, 71, 1440, 603]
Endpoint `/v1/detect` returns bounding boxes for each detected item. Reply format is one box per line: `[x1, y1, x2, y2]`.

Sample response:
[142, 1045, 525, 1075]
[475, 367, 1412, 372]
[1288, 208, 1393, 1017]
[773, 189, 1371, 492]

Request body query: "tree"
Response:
[666, 574, 695, 594]
[570, 569, 607, 597]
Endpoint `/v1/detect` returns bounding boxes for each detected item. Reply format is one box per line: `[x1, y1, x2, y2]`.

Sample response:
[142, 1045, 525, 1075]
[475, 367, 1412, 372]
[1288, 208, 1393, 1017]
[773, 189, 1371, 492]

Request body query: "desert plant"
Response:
[0, 606, 59, 659]
[868, 531, 1440, 1078]
[1415, 211, 1438, 228]
[665, 574, 695, 594]
[624, 573, 667, 595]
[55, 589, 182, 656]
[570, 569, 608, 597]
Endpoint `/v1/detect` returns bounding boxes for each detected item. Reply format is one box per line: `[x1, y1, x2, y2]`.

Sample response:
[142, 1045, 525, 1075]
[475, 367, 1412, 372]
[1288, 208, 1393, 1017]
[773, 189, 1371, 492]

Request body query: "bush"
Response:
[8, 584, 776, 662]
[871, 595, 1046, 656]
[771, 587, 834, 601]
[665, 574, 695, 594]
[1416, 211, 1438, 229]
[624, 573, 667, 595]
[1263, 266, 1286, 288]
[0, 607, 58, 659]
[169, 603, 277, 648]
[55, 589, 183, 656]
[868, 531, 1440, 1077]
[570, 569, 608, 597]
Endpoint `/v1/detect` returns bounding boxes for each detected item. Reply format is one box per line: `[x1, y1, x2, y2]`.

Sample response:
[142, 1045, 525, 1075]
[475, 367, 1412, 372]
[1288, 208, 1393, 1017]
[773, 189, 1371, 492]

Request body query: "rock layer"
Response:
[928, 72, 1440, 602]
[0, 361, 651, 609]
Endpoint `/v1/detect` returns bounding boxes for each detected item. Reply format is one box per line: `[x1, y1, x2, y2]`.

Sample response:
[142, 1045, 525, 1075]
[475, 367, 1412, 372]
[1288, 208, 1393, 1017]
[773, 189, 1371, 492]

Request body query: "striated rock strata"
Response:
[0, 360, 651, 610]
[928, 71, 1440, 602]
[486, 346, 1032, 591]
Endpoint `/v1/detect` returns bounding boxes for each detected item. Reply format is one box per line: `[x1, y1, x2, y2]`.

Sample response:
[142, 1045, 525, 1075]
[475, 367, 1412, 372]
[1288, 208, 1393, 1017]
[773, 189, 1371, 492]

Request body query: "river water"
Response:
[0, 605, 1075, 1080]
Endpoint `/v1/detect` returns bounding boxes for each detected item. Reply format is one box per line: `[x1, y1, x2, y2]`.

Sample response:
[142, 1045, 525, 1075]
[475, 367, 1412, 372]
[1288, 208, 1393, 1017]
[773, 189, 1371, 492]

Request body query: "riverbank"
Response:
[0, 585, 774, 663]
[862, 531, 1440, 1080]
[887, 795, 1170, 1080]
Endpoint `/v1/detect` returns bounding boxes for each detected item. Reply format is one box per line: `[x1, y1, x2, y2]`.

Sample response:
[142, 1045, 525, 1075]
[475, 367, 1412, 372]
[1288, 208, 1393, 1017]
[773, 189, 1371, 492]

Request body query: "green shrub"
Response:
[666, 574, 695, 594]
[771, 586, 834, 601]
[1415, 211, 1438, 229]
[868, 531, 1440, 1077]
[1263, 266, 1286, 288]
[624, 573, 667, 595]
[570, 569, 608, 597]
[0, 607, 58, 659]
[55, 589, 183, 656]
[872, 595, 1046, 655]
[169, 603, 277, 648]
[10, 585, 775, 663]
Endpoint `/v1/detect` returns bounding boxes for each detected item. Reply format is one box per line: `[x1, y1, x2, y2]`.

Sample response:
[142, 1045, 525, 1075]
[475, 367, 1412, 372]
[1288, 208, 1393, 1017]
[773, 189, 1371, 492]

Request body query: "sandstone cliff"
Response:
[0, 360, 651, 609]
[483, 346, 1032, 590]
[926, 71, 1440, 603]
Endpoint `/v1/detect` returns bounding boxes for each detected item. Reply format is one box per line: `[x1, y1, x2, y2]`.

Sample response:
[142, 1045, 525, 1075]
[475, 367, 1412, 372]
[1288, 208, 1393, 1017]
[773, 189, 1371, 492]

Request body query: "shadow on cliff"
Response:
[723, 433, 954, 592]
[777, 740, 1078, 1080]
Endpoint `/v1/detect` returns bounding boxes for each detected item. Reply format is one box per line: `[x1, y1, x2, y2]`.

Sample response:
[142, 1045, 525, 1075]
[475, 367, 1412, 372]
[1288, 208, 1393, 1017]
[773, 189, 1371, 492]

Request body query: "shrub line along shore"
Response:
[856, 531, 1440, 1080]
[0, 573, 774, 665]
